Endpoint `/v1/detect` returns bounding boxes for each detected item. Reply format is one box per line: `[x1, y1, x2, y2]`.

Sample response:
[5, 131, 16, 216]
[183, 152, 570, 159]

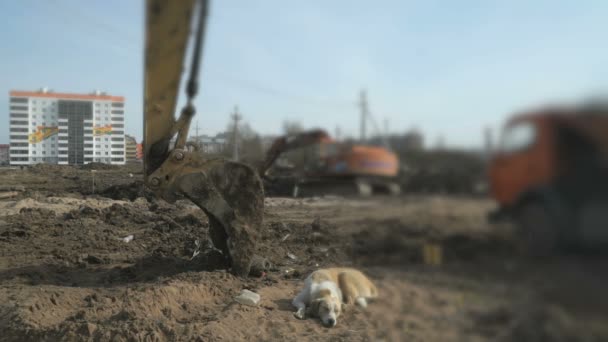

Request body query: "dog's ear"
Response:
[310, 298, 322, 316]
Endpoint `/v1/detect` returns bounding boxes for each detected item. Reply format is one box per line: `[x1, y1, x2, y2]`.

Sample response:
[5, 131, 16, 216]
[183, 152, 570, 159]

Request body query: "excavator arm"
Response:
[143, 0, 264, 276]
[258, 129, 331, 177]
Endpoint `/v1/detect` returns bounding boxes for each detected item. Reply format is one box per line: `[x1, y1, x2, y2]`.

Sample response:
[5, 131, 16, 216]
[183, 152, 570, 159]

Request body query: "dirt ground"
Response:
[0, 165, 607, 342]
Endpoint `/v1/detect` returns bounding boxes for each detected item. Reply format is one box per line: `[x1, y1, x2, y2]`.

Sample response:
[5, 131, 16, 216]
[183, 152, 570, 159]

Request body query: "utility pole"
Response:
[383, 117, 391, 149]
[359, 89, 368, 143]
[335, 126, 342, 141]
[195, 120, 200, 149]
[231, 106, 242, 161]
[484, 126, 494, 160]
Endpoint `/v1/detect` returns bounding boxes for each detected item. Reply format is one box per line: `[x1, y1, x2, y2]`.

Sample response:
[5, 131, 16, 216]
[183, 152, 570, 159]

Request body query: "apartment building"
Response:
[125, 135, 138, 162]
[9, 88, 125, 165]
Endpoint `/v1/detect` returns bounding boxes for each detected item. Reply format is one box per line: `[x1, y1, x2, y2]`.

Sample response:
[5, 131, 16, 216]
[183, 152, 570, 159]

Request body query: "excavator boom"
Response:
[258, 129, 331, 176]
[144, 0, 196, 176]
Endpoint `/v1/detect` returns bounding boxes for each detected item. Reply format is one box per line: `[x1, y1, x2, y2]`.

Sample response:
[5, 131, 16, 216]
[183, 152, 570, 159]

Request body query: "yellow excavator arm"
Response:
[142, 0, 265, 277]
[144, 0, 195, 176]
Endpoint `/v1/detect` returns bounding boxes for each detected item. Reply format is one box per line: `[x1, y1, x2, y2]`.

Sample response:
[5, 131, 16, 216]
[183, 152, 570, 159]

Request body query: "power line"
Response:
[213, 72, 355, 109]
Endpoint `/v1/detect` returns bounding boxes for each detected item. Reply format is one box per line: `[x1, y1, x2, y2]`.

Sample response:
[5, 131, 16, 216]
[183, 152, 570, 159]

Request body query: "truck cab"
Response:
[490, 114, 556, 209]
[489, 105, 608, 254]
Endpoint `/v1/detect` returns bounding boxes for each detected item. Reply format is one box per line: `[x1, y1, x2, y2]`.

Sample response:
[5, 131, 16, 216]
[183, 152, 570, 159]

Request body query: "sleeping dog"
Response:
[292, 267, 378, 327]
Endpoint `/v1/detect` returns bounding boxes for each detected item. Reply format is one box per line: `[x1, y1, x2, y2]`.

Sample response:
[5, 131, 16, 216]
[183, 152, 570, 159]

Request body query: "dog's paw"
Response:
[293, 309, 306, 320]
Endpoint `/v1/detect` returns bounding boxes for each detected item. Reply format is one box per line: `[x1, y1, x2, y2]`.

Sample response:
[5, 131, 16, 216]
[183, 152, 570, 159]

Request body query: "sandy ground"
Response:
[0, 165, 607, 341]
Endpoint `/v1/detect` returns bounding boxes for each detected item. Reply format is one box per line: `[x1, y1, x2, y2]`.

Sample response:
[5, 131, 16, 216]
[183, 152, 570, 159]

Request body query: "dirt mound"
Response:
[29, 163, 73, 174]
[350, 216, 516, 266]
[494, 304, 582, 342]
[79, 162, 119, 171]
[99, 181, 154, 201]
[1, 272, 242, 342]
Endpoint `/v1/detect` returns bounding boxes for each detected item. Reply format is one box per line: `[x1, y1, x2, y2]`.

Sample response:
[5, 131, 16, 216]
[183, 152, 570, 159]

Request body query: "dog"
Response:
[292, 267, 378, 327]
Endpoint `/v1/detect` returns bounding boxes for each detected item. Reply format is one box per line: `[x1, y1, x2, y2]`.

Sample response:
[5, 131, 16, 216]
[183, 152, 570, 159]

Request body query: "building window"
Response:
[32, 151, 36, 154]
[42, 151, 46, 155]
[105, 152, 108, 155]
[95, 152, 100, 155]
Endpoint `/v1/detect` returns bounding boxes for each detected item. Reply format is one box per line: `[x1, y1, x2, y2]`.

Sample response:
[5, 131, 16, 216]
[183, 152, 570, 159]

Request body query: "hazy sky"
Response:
[1, 0, 607, 147]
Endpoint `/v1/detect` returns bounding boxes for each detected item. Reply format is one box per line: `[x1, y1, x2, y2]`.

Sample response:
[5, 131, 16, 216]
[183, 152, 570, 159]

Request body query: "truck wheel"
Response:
[516, 202, 558, 258]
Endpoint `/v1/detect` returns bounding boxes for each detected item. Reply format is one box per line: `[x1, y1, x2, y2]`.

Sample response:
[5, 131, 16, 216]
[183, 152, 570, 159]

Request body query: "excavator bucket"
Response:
[143, 0, 264, 276]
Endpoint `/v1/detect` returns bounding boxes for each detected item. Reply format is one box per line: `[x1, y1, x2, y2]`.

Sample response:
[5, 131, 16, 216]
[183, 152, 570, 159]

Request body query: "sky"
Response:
[1, 0, 607, 148]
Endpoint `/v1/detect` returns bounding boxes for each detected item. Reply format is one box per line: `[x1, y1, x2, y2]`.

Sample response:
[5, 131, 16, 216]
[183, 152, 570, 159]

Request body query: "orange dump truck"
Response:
[488, 103, 608, 254]
[260, 129, 400, 196]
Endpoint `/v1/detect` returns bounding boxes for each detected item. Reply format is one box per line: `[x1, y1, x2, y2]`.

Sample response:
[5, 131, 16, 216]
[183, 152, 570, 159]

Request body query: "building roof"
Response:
[10, 90, 124, 102]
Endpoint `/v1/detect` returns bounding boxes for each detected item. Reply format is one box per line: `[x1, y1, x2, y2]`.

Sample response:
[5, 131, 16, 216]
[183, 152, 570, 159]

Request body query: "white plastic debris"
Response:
[235, 289, 260, 307]
[286, 252, 297, 260]
[281, 234, 291, 242]
[122, 235, 134, 243]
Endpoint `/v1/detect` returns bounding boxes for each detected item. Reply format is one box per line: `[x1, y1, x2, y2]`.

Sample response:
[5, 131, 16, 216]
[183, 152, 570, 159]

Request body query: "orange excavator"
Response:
[259, 129, 400, 196]
[488, 102, 608, 254]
